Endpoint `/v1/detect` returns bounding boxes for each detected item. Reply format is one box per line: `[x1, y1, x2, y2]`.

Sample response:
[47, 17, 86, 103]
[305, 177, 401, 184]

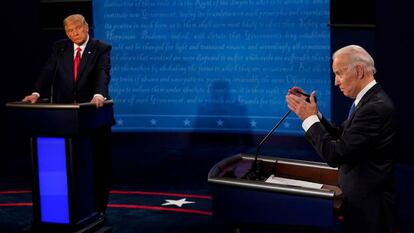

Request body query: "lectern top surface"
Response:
[6, 100, 113, 109]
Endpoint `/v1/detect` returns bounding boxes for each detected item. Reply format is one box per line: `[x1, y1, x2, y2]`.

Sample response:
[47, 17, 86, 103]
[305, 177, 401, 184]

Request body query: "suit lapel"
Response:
[77, 39, 95, 82]
[344, 83, 382, 126]
[61, 42, 75, 90]
[354, 84, 381, 113]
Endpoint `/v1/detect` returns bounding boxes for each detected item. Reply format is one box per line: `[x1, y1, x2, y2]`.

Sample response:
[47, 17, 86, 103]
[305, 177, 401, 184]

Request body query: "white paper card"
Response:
[265, 174, 323, 189]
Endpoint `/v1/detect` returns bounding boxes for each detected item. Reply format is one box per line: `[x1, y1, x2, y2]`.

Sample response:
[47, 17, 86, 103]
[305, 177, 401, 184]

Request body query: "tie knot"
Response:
[76, 47, 82, 52]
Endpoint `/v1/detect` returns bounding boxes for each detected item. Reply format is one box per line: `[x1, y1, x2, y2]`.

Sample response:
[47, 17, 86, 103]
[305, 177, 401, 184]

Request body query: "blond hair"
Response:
[63, 14, 88, 27]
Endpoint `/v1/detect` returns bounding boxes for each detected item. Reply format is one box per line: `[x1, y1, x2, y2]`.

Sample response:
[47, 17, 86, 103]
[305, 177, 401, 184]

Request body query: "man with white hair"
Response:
[286, 45, 399, 233]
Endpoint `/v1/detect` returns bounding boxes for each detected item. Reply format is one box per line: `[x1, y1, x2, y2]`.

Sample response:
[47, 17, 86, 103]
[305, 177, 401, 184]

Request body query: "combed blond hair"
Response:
[63, 14, 88, 27]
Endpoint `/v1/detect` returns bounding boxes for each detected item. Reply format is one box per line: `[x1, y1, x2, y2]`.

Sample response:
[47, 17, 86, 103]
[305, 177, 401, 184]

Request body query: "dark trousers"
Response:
[343, 191, 398, 233]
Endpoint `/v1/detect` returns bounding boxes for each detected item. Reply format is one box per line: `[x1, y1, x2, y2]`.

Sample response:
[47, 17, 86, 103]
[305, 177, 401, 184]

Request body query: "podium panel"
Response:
[6, 101, 114, 233]
[208, 154, 342, 229]
[37, 137, 70, 224]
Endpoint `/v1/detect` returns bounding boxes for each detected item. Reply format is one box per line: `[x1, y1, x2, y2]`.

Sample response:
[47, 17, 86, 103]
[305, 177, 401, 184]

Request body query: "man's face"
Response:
[64, 20, 89, 46]
[332, 54, 359, 99]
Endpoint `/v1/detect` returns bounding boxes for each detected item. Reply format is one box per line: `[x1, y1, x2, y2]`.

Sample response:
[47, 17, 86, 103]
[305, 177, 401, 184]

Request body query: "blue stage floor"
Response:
[1, 136, 413, 233]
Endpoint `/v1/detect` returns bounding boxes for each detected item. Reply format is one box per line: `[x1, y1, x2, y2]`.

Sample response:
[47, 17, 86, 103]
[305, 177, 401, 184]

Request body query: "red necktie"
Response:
[74, 47, 82, 81]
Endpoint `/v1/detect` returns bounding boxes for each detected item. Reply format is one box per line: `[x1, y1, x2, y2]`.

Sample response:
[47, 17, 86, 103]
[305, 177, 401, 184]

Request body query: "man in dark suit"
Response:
[286, 45, 399, 233]
[23, 14, 113, 215]
[23, 14, 111, 107]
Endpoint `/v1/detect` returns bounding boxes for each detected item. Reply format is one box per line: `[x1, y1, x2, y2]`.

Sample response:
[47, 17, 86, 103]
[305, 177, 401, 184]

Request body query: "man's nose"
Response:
[334, 77, 340, 86]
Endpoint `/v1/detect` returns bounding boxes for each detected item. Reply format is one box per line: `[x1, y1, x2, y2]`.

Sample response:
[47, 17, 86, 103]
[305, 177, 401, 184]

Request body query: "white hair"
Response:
[332, 45, 376, 75]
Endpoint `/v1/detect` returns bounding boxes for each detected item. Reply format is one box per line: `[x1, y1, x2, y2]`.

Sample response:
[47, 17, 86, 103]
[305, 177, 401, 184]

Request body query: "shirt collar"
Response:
[354, 79, 377, 106]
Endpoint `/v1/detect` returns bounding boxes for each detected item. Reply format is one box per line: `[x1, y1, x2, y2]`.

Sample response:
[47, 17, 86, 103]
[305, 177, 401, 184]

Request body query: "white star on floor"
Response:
[161, 198, 195, 207]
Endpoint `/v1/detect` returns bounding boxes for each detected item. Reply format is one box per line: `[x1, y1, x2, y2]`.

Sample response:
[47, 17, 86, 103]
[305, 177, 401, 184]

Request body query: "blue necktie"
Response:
[348, 102, 356, 119]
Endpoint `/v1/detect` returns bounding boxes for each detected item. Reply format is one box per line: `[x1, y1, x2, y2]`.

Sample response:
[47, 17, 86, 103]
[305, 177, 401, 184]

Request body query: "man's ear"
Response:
[355, 64, 365, 79]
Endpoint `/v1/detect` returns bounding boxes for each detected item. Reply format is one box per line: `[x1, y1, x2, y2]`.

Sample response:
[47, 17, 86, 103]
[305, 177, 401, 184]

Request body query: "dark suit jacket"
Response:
[33, 38, 114, 212]
[305, 84, 399, 233]
[34, 38, 111, 103]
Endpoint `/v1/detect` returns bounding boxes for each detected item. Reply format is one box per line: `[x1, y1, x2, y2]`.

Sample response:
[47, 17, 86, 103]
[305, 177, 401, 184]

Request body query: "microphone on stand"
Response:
[50, 62, 58, 104]
[50, 44, 66, 104]
[243, 89, 316, 180]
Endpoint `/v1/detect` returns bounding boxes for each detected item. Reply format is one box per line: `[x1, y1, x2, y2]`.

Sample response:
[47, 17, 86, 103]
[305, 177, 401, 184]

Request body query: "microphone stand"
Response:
[244, 110, 291, 180]
[50, 59, 59, 104]
[243, 89, 315, 180]
[50, 45, 66, 104]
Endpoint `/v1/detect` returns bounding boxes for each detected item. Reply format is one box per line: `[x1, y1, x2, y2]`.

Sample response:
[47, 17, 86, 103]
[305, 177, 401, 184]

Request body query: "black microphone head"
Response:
[307, 95, 317, 103]
[293, 90, 317, 103]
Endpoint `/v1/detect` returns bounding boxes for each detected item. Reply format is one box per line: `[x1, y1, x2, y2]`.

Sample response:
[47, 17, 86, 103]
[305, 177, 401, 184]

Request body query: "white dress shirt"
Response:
[302, 80, 377, 131]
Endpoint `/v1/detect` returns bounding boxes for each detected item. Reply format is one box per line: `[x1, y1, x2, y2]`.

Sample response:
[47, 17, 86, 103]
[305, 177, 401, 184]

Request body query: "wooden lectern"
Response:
[208, 154, 343, 231]
[6, 101, 114, 233]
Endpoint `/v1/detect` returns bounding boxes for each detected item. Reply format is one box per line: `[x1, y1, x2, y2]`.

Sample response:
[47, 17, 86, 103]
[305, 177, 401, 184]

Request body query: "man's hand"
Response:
[286, 90, 318, 121]
[22, 94, 39, 104]
[91, 95, 105, 108]
[288, 86, 306, 98]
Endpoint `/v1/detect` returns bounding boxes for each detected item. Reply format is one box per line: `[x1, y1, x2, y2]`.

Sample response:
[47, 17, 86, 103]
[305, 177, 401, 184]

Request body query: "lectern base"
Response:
[72, 218, 111, 233]
[21, 218, 112, 233]
[93, 226, 112, 233]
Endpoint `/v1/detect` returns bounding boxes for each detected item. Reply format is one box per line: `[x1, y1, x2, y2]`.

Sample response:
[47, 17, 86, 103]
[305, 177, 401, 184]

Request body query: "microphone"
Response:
[50, 44, 66, 103]
[243, 89, 316, 180]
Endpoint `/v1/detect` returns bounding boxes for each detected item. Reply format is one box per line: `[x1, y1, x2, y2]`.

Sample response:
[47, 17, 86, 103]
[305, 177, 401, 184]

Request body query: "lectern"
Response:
[208, 154, 343, 231]
[6, 101, 114, 233]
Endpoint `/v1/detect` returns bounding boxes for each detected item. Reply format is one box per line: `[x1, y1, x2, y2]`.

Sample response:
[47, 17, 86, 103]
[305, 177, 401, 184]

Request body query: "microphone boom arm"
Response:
[247, 110, 291, 180]
[244, 89, 316, 180]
